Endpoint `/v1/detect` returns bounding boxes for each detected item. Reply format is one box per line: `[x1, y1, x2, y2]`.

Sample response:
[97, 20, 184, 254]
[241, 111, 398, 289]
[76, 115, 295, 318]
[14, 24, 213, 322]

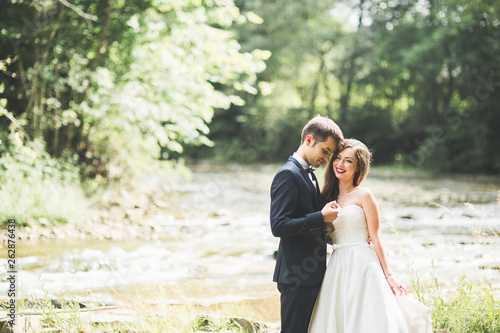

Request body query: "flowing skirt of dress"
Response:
[308, 244, 432, 333]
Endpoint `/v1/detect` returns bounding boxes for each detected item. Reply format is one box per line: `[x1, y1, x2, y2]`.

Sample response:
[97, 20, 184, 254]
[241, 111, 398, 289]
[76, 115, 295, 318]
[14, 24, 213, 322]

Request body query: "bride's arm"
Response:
[361, 188, 407, 296]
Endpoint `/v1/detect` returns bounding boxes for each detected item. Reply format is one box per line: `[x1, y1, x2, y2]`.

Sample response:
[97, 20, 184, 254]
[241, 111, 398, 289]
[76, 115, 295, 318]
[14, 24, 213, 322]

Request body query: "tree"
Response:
[368, 0, 500, 171]
[0, 0, 268, 182]
[207, 0, 500, 174]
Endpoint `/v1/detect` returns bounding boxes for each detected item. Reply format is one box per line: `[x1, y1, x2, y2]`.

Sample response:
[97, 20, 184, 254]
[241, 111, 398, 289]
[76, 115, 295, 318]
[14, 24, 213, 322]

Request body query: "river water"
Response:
[2, 163, 500, 323]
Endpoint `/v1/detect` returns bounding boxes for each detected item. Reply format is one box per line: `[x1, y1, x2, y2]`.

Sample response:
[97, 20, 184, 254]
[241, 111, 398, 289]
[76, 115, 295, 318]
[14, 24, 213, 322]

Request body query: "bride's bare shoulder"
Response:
[355, 187, 377, 205]
[355, 187, 373, 196]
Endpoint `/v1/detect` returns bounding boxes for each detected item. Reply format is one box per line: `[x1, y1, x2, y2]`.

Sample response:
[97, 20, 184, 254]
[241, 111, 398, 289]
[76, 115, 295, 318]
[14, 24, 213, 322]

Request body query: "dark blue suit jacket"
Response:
[270, 157, 327, 287]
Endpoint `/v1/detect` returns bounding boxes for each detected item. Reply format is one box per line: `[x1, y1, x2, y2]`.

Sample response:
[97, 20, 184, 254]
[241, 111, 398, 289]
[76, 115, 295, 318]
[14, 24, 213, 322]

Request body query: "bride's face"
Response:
[332, 148, 358, 181]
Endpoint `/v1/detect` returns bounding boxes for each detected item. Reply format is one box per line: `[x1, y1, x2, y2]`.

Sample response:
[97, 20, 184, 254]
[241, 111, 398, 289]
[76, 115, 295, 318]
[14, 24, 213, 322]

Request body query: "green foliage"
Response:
[369, 0, 500, 173]
[416, 276, 500, 333]
[198, 0, 500, 174]
[1, 0, 499, 207]
[0, 0, 267, 186]
[99, 1, 268, 175]
[0, 139, 88, 226]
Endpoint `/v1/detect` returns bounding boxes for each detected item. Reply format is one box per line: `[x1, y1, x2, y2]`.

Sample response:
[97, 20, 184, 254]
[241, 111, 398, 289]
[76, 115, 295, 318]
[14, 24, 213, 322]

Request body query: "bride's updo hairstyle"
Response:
[322, 139, 372, 203]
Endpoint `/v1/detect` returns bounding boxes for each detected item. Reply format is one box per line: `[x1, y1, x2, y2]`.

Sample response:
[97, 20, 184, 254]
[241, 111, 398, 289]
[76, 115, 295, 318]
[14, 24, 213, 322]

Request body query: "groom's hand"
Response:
[321, 201, 341, 222]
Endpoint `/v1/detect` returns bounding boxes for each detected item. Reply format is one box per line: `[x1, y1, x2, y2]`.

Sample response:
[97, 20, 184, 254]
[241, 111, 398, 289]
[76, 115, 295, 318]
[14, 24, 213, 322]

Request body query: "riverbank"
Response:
[1, 163, 500, 332]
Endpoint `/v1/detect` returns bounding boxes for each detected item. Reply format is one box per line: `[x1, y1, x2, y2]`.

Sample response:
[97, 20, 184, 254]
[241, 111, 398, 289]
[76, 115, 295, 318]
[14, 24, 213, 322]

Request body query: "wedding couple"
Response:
[270, 116, 432, 333]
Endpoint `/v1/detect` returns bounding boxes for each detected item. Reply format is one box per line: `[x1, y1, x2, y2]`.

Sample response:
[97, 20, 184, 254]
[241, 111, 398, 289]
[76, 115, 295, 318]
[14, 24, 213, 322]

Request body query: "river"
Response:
[2, 163, 500, 323]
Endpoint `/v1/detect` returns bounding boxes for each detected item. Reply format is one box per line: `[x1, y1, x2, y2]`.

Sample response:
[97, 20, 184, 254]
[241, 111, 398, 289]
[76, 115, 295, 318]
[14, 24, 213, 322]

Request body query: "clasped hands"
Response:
[321, 201, 341, 222]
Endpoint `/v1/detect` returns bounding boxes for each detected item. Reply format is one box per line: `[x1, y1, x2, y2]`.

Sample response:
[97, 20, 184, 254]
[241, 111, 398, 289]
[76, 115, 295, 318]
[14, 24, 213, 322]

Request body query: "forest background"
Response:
[0, 0, 499, 224]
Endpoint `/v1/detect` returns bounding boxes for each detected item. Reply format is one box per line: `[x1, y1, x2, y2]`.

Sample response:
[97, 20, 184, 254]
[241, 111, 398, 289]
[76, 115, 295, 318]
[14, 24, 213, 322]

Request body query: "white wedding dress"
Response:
[308, 205, 432, 333]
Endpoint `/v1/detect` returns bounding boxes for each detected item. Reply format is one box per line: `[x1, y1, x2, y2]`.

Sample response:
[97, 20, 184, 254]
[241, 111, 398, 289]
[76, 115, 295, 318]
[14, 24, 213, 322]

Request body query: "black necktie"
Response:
[305, 167, 318, 188]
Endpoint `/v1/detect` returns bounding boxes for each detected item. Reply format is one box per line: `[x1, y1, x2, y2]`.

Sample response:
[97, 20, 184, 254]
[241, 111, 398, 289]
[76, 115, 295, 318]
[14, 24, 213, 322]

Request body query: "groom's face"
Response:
[305, 135, 337, 168]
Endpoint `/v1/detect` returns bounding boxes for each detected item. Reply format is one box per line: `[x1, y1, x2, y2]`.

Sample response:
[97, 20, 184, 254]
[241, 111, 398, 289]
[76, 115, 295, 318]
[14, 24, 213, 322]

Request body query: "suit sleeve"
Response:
[270, 169, 324, 237]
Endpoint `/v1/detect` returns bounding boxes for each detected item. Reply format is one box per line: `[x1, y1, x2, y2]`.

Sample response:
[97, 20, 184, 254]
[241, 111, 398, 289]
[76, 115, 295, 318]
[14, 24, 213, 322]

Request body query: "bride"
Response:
[308, 139, 432, 333]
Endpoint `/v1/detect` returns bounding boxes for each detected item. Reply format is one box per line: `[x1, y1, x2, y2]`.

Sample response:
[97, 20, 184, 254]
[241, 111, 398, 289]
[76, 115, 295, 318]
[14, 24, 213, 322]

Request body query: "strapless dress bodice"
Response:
[331, 205, 369, 246]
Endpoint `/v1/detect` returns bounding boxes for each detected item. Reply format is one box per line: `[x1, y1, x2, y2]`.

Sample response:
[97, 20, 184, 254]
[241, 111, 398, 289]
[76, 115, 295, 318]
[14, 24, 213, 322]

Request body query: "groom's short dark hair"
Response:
[301, 115, 343, 145]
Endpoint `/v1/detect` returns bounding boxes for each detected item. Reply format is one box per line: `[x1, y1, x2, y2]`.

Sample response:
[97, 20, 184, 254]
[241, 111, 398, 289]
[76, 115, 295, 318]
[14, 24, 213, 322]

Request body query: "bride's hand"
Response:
[386, 275, 407, 296]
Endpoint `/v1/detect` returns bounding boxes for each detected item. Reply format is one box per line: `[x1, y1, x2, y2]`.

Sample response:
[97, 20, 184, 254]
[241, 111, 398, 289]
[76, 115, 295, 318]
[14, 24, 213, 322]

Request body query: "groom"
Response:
[270, 115, 343, 333]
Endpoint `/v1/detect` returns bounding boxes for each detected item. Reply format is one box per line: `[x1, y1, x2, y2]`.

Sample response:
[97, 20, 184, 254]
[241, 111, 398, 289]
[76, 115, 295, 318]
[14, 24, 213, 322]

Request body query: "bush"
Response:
[0, 140, 89, 226]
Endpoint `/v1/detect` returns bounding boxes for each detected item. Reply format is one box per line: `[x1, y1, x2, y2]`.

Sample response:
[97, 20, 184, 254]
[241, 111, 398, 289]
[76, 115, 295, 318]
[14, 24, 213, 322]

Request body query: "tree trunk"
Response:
[309, 52, 325, 118]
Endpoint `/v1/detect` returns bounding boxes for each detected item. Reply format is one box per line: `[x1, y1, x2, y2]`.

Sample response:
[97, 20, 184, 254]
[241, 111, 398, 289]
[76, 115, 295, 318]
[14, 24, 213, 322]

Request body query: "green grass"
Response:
[10, 276, 271, 332]
[429, 278, 500, 332]
[409, 270, 500, 332]
[13, 287, 259, 333]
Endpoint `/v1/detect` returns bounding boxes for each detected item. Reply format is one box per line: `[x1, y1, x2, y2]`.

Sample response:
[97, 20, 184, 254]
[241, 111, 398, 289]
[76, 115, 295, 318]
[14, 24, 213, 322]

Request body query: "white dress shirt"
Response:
[292, 152, 317, 188]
